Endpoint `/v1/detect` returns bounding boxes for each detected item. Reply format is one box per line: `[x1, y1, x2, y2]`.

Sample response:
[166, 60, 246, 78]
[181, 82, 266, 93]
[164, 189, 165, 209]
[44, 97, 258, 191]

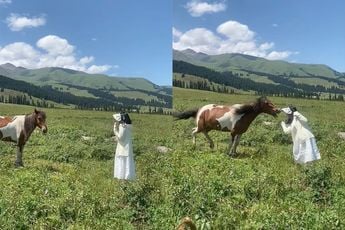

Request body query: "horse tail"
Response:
[176, 217, 197, 230]
[173, 108, 198, 120]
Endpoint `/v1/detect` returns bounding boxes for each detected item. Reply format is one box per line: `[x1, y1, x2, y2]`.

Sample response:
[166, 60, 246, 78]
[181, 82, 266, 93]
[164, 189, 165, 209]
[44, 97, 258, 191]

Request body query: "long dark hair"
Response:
[285, 106, 297, 124]
[120, 113, 132, 124]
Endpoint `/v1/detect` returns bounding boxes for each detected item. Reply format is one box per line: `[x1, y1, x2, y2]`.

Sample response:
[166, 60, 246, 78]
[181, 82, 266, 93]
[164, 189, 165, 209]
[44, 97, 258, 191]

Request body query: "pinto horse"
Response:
[174, 96, 280, 156]
[0, 109, 47, 167]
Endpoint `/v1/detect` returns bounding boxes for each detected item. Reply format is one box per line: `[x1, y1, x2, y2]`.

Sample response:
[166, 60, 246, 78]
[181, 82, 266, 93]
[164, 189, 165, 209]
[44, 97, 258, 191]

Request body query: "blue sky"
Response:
[0, 0, 172, 85]
[173, 0, 345, 72]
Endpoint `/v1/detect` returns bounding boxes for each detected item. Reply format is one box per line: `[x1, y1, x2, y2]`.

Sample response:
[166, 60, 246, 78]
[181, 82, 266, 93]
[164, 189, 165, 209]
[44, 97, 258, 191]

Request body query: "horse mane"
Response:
[235, 104, 255, 114]
[234, 96, 267, 115]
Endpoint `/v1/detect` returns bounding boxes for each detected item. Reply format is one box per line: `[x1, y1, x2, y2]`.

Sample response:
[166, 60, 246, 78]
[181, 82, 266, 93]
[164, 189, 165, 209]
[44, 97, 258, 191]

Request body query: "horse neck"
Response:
[24, 114, 37, 137]
[240, 104, 262, 127]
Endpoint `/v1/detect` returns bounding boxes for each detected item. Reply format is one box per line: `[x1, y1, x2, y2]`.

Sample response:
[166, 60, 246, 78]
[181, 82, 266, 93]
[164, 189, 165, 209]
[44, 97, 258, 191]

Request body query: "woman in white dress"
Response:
[280, 106, 321, 164]
[113, 113, 136, 180]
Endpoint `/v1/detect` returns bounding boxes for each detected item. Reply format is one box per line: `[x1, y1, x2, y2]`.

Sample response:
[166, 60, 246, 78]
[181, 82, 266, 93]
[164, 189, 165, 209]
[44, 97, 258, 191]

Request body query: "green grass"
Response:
[172, 87, 345, 228]
[0, 90, 72, 109]
[0, 104, 173, 229]
[1, 92, 345, 229]
[51, 84, 99, 99]
[232, 70, 277, 84]
[111, 90, 158, 102]
[173, 73, 245, 93]
[291, 77, 339, 88]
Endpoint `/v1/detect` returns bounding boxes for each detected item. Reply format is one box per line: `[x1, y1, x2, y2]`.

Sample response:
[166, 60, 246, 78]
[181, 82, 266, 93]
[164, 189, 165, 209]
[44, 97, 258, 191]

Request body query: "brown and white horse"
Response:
[174, 96, 280, 156]
[0, 109, 47, 167]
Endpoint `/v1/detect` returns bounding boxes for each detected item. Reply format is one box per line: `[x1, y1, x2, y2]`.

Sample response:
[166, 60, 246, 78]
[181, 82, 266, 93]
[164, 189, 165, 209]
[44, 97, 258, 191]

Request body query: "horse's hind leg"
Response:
[203, 131, 214, 149]
[192, 127, 200, 146]
[15, 145, 24, 167]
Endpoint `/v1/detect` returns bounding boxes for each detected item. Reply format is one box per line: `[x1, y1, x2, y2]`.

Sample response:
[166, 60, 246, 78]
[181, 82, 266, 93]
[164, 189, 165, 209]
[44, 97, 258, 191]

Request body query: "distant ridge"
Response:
[173, 49, 343, 79]
[0, 63, 172, 111]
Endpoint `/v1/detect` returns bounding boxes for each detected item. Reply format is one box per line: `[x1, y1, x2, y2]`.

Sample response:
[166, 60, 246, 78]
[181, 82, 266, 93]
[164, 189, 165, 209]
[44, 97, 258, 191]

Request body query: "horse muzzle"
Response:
[41, 126, 48, 134]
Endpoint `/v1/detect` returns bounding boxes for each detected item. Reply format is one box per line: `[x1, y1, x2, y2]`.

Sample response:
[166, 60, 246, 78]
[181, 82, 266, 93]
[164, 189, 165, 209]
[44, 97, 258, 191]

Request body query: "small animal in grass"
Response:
[174, 96, 280, 156]
[0, 109, 47, 167]
[176, 217, 197, 230]
[280, 106, 321, 164]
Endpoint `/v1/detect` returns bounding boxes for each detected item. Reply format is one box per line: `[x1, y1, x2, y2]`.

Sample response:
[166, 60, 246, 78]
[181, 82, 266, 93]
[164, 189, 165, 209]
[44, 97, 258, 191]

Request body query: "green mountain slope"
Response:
[173, 60, 345, 100]
[0, 64, 160, 91]
[173, 49, 343, 79]
[0, 64, 172, 110]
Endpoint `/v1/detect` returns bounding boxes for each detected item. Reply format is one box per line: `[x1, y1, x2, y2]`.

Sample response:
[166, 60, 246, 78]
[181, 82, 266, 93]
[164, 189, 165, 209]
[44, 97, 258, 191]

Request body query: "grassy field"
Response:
[172, 87, 345, 228]
[0, 104, 175, 229]
[1, 88, 345, 229]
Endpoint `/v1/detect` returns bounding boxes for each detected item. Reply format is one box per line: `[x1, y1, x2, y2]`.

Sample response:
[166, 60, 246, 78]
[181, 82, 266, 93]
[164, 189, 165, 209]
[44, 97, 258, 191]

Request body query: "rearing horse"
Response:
[0, 109, 47, 167]
[174, 96, 280, 156]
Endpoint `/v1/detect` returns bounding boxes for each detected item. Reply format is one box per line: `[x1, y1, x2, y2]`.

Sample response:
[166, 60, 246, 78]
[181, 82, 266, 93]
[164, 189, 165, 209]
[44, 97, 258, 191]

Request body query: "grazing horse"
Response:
[174, 96, 280, 156]
[0, 109, 47, 167]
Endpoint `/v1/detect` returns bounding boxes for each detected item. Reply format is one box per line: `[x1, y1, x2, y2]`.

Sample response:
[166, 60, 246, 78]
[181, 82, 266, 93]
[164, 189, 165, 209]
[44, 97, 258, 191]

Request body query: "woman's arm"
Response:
[281, 121, 292, 134]
[294, 111, 308, 122]
[114, 122, 120, 139]
[116, 124, 128, 142]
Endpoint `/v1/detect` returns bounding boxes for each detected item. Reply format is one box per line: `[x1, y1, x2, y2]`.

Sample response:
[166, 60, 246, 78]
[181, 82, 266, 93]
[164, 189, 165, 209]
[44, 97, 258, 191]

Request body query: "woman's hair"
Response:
[285, 105, 297, 124]
[289, 106, 297, 112]
[120, 113, 132, 124]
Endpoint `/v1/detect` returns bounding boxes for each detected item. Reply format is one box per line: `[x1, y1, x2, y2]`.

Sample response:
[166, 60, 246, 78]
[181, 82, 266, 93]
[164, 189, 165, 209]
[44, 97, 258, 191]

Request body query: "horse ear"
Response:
[34, 108, 39, 114]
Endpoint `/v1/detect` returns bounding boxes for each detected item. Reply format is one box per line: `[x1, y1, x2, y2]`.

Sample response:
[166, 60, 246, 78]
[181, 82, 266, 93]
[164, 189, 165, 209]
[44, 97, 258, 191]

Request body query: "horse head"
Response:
[34, 109, 47, 134]
[257, 96, 280, 117]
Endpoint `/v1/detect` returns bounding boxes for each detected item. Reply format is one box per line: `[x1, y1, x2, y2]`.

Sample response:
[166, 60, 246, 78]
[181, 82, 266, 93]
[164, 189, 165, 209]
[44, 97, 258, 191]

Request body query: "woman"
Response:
[113, 112, 136, 180]
[280, 106, 321, 164]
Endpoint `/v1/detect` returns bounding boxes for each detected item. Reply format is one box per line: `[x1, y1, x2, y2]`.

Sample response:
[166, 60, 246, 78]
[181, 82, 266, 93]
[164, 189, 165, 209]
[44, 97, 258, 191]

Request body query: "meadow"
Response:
[0, 87, 345, 229]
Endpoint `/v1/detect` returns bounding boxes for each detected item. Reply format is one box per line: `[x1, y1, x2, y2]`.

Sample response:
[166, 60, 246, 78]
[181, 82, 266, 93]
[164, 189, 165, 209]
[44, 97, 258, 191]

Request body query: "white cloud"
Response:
[80, 56, 94, 65]
[173, 20, 296, 60]
[6, 13, 46, 31]
[272, 23, 278, 27]
[0, 35, 114, 74]
[0, 0, 11, 5]
[0, 42, 39, 67]
[266, 51, 299, 60]
[186, 1, 226, 17]
[217, 21, 255, 41]
[37, 35, 74, 56]
[173, 27, 182, 39]
[87, 65, 112, 74]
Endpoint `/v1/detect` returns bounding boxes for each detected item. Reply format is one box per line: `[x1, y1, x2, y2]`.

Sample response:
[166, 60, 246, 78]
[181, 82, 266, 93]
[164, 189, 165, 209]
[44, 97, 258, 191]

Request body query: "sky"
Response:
[173, 0, 345, 72]
[0, 0, 172, 85]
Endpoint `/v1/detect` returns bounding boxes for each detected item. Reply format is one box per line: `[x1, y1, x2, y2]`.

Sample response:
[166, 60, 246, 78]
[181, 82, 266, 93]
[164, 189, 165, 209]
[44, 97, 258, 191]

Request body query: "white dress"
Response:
[281, 112, 321, 164]
[114, 123, 136, 180]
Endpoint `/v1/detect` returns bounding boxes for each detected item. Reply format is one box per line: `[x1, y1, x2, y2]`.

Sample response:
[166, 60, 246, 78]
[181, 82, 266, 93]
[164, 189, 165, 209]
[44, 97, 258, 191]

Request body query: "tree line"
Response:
[173, 60, 345, 100]
[0, 75, 170, 112]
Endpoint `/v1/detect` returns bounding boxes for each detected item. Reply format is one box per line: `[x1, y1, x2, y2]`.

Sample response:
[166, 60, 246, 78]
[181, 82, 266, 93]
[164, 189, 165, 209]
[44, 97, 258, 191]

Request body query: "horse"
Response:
[0, 109, 47, 167]
[174, 96, 280, 156]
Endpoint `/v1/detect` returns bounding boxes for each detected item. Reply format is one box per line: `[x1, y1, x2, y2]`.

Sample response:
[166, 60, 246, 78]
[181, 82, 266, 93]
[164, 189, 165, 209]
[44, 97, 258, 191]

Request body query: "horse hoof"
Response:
[15, 162, 24, 168]
[228, 152, 236, 157]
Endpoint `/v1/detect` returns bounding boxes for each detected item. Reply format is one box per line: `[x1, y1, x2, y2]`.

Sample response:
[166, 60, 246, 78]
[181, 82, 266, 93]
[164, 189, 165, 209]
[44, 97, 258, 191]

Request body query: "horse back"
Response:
[197, 104, 233, 131]
[0, 116, 13, 128]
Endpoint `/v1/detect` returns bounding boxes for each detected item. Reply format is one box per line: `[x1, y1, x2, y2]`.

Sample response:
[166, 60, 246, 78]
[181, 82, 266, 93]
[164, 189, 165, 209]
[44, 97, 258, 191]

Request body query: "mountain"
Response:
[173, 59, 345, 100]
[173, 49, 344, 79]
[0, 64, 172, 111]
[0, 64, 162, 91]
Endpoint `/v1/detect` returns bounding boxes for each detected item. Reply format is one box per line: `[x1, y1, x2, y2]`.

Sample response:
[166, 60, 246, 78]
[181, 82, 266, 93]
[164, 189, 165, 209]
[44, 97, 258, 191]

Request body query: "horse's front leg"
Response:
[229, 134, 241, 156]
[228, 134, 235, 156]
[15, 145, 24, 167]
[232, 134, 242, 155]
